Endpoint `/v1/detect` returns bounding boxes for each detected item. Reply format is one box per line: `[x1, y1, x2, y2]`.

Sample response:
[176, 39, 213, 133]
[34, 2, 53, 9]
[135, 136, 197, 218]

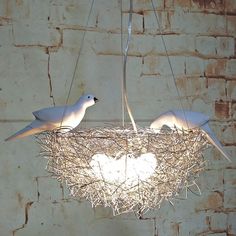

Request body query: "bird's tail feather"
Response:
[5, 122, 47, 141]
[203, 129, 232, 162]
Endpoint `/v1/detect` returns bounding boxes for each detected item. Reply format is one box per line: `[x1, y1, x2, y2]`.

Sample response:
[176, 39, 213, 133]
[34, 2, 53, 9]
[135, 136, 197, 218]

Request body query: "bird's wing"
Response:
[33, 106, 69, 122]
[172, 110, 210, 129]
[5, 119, 53, 141]
[202, 124, 231, 162]
[150, 110, 210, 130]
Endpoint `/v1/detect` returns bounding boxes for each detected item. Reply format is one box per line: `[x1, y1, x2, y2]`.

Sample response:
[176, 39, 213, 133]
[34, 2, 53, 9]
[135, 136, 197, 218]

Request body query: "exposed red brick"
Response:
[231, 100, 236, 118]
[192, 0, 205, 8]
[175, 0, 191, 8]
[215, 100, 230, 119]
[225, 0, 236, 13]
[205, 59, 227, 77]
[205, 0, 224, 10]
[192, 0, 224, 9]
[196, 192, 223, 211]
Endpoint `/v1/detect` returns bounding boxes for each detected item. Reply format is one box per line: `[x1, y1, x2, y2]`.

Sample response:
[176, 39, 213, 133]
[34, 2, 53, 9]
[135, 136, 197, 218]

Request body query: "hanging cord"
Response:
[120, 0, 125, 127]
[60, 0, 95, 128]
[122, 0, 137, 132]
[150, 0, 189, 128]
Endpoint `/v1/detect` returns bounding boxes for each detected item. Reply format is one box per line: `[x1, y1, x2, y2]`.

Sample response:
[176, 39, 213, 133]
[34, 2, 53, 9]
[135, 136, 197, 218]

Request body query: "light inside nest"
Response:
[37, 127, 208, 216]
[90, 153, 157, 187]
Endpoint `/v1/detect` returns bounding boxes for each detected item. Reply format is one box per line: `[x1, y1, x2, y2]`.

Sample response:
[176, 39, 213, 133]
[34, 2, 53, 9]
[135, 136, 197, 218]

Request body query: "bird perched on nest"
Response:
[5, 94, 98, 141]
[150, 110, 231, 162]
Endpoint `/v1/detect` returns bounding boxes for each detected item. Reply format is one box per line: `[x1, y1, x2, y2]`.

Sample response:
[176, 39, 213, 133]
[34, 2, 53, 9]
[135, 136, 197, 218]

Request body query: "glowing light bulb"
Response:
[90, 153, 157, 187]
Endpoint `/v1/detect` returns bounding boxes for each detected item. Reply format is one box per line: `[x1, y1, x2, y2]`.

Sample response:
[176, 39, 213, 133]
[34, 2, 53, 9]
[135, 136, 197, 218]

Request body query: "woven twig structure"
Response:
[37, 127, 208, 215]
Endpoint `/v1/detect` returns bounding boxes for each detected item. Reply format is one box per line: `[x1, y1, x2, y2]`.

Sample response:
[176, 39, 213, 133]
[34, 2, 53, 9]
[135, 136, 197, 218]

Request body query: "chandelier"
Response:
[37, 0, 210, 216]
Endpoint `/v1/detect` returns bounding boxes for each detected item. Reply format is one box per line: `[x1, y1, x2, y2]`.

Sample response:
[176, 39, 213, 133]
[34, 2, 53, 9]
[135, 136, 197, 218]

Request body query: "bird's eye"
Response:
[88, 96, 90, 99]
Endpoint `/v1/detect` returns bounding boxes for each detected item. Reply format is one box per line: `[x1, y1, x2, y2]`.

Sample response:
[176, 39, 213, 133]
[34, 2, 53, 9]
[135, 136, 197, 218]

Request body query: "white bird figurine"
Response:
[5, 94, 98, 141]
[150, 110, 231, 162]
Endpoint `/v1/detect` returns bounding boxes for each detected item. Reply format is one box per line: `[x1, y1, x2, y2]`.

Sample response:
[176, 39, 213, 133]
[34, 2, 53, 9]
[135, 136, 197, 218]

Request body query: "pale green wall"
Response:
[0, 0, 236, 235]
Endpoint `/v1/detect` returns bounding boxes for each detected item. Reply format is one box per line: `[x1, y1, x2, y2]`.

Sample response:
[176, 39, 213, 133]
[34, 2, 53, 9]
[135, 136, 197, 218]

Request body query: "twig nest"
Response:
[37, 126, 208, 215]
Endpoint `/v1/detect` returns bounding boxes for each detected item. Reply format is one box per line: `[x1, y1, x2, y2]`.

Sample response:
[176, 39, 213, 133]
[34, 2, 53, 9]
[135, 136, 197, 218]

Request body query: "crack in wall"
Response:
[12, 202, 34, 236]
[60, 183, 66, 199]
[153, 217, 158, 236]
[35, 177, 40, 202]
[46, 47, 56, 106]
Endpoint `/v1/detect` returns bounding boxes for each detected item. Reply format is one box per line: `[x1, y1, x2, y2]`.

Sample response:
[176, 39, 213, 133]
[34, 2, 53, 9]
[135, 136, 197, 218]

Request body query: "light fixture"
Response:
[37, 127, 208, 215]
[37, 0, 210, 216]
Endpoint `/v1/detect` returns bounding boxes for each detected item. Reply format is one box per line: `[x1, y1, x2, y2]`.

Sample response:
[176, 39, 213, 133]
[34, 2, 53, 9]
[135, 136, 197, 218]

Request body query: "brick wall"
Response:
[0, 0, 235, 235]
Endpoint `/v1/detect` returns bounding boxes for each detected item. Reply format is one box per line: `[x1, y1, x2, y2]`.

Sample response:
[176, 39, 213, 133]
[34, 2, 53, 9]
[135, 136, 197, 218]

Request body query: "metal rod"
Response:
[60, 0, 95, 128]
[150, 0, 189, 128]
[122, 0, 137, 132]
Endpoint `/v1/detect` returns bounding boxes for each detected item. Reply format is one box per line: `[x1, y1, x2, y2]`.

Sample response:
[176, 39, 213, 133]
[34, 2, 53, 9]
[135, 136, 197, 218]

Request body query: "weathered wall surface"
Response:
[0, 0, 235, 235]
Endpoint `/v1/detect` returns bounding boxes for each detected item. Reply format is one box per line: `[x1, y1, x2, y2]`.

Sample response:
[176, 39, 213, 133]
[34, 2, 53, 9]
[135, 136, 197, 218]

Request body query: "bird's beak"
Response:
[94, 97, 98, 103]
